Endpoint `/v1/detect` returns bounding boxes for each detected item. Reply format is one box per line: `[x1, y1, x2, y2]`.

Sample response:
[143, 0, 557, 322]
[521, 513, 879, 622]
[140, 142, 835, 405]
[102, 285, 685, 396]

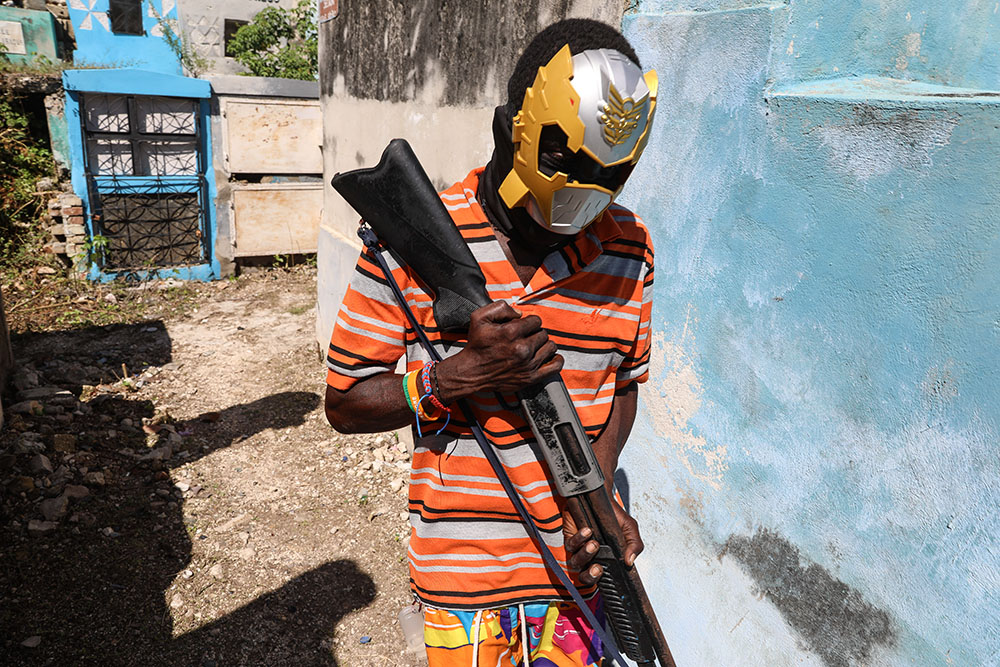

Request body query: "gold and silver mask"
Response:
[500, 45, 657, 234]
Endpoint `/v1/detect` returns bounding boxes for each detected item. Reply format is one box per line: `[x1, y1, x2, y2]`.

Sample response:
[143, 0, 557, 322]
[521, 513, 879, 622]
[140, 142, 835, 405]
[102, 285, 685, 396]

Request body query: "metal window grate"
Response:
[84, 94, 198, 177]
[89, 178, 207, 271]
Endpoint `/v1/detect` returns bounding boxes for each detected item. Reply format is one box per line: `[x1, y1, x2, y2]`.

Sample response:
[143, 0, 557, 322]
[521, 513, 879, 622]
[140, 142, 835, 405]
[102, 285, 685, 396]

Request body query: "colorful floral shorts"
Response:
[424, 596, 606, 667]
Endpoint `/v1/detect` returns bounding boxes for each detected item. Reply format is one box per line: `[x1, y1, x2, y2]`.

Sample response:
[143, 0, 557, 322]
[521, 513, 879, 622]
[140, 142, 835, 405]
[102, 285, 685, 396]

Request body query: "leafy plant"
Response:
[0, 94, 55, 271]
[228, 0, 318, 80]
[147, 0, 208, 76]
[76, 234, 110, 271]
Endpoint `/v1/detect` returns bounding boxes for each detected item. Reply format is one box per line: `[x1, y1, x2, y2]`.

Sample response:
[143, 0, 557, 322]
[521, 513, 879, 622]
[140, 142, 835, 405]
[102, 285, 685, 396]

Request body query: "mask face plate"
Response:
[499, 45, 657, 235]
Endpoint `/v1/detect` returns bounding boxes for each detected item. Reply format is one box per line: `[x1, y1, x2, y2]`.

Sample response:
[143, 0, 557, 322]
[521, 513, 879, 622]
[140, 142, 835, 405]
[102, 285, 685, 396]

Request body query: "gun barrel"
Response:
[569, 492, 677, 667]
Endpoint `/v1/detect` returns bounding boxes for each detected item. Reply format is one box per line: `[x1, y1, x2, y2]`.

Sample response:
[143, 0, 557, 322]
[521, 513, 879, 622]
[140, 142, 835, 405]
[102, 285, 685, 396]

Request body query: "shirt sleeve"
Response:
[326, 247, 408, 391]
[616, 244, 653, 388]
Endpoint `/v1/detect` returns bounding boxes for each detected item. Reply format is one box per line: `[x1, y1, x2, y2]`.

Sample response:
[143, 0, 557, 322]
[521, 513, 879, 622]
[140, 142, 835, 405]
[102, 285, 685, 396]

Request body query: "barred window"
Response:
[84, 94, 199, 177]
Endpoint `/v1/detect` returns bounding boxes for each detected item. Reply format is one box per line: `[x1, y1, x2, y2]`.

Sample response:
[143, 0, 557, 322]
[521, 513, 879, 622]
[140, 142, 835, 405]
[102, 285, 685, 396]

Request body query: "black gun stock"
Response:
[329, 139, 489, 331]
[332, 139, 676, 667]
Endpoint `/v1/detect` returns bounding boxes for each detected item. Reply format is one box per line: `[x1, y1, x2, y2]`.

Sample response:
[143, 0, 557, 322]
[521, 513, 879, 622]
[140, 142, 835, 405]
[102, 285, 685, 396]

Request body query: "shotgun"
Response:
[332, 139, 676, 667]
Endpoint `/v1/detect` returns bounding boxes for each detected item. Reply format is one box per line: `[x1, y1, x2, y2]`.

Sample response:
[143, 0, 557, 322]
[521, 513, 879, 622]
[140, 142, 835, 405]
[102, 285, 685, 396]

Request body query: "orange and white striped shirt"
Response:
[326, 168, 653, 610]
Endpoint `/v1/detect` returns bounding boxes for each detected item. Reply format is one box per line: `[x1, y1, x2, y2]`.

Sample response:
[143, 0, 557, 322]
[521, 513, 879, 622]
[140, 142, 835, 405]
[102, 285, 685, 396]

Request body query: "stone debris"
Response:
[13, 435, 45, 455]
[216, 513, 249, 533]
[28, 520, 57, 537]
[39, 495, 68, 521]
[10, 400, 43, 415]
[52, 434, 77, 452]
[21, 636, 42, 648]
[17, 386, 63, 401]
[83, 471, 106, 487]
[0, 297, 415, 663]
[28, 454, 53, 475]
[63, 484, 90, 500]
[12, 367, 40, 392]
[9, 476, 36, 493]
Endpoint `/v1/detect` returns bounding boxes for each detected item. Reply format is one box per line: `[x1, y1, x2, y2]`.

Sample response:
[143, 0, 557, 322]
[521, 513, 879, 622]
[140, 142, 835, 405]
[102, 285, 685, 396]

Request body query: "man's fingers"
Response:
[564, 526, 592, 552]
[567, 539, 600, 571]
[619, 512, 645, 566]
[535, 354, 564, 379]
[474, 300, 521, 325]
[505, 313, 543, 339]
[580, 563, 604, 586]
[519, 332, 554, 365]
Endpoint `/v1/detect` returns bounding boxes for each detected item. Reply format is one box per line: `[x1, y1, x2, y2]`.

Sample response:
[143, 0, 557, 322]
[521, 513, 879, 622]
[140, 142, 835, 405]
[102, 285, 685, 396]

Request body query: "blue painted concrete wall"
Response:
[618, 2, 999, 665]
[68, 0, 182, 74]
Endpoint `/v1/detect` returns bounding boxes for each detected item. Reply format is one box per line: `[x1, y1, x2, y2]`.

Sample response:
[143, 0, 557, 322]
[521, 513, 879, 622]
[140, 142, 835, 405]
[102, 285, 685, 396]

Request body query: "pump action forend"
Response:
[332, 139, 676, 667]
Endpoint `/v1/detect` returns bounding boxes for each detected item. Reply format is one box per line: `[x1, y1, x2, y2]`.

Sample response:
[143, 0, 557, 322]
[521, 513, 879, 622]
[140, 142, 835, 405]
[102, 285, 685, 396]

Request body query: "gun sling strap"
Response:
[358, 224, 631, 667]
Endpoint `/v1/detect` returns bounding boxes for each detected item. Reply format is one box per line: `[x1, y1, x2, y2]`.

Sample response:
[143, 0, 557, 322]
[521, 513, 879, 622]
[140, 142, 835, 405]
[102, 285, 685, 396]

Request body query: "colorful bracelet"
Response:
[406, 366, 443, 422]
[431, 364, 446, 406]
[420, 361, 451, 414]
[402, 371, 417, 414]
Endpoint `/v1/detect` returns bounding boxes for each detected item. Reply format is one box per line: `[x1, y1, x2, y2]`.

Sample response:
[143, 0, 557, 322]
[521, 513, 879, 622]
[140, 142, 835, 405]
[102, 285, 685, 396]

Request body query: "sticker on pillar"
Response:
[319, 0, 338, 23]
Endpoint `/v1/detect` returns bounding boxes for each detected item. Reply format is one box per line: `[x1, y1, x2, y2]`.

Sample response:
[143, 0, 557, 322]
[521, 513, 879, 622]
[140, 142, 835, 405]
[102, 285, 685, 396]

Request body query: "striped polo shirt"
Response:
[326, 167, 654, 610]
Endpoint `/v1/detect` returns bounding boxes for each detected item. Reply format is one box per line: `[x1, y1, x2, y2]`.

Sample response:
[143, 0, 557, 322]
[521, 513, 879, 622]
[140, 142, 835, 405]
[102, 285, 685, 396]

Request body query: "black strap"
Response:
[359, 225, 627, 666]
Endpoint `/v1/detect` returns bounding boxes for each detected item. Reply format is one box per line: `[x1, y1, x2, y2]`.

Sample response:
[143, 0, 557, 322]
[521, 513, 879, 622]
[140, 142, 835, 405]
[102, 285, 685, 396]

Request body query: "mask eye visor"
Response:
[537, 125, 633, 191]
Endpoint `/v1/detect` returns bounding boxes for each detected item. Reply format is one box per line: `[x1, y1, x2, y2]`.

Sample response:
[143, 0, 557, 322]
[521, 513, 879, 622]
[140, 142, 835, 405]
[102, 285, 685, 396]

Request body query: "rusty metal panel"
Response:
[221, 98, 322, 175]
[231, 184, 323, 257]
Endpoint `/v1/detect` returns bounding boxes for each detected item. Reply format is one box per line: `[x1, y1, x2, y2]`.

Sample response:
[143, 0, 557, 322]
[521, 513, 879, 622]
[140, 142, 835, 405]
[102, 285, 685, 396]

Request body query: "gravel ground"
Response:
[1, 268, 424, 666]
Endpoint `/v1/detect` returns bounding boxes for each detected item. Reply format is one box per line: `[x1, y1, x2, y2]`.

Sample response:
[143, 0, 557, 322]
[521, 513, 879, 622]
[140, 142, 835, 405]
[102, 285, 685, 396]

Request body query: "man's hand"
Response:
[435, 301, 563, 403]
[563, 501, 644, 585]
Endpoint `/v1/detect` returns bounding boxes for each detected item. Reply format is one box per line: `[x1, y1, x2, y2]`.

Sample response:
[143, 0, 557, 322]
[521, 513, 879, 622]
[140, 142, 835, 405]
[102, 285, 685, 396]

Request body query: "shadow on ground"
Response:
[1, 321, 372, 665]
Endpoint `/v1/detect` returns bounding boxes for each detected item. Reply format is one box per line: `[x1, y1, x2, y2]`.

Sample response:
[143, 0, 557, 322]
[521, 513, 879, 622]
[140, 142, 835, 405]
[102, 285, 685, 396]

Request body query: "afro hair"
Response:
[505, 18, 641, 115]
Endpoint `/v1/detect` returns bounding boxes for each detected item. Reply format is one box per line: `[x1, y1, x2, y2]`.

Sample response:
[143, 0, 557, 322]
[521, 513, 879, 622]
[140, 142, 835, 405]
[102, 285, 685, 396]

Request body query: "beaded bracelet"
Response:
[403, 365, 449, 437]
[405, 370, 440, 421]
[405, 363, 450, 437]
[420, 361, 450, 414]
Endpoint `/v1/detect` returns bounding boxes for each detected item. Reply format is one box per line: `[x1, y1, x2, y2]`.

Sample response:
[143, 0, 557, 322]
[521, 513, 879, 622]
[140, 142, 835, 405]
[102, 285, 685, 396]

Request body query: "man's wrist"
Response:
[434, 355, 468, 405]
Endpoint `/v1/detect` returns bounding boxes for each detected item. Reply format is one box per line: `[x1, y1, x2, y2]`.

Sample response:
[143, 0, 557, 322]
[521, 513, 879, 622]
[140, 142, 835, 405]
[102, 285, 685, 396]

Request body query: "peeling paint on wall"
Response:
[647, 312, 729, 489]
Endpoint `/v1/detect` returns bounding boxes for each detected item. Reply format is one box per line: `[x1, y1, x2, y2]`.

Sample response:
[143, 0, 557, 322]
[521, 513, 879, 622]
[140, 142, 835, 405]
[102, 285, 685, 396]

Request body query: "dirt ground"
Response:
[1, 268, 423, 666]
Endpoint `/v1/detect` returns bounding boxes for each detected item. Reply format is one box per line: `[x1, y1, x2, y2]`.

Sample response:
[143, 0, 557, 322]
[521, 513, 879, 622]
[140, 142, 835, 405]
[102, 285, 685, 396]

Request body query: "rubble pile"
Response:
[0, 354, 200, 546]
[40, 188, 87, 262]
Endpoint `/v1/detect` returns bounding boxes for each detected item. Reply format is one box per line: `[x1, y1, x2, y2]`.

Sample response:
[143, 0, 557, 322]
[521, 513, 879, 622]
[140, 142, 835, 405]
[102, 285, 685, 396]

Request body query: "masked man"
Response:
[325, 19, 656, 667]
